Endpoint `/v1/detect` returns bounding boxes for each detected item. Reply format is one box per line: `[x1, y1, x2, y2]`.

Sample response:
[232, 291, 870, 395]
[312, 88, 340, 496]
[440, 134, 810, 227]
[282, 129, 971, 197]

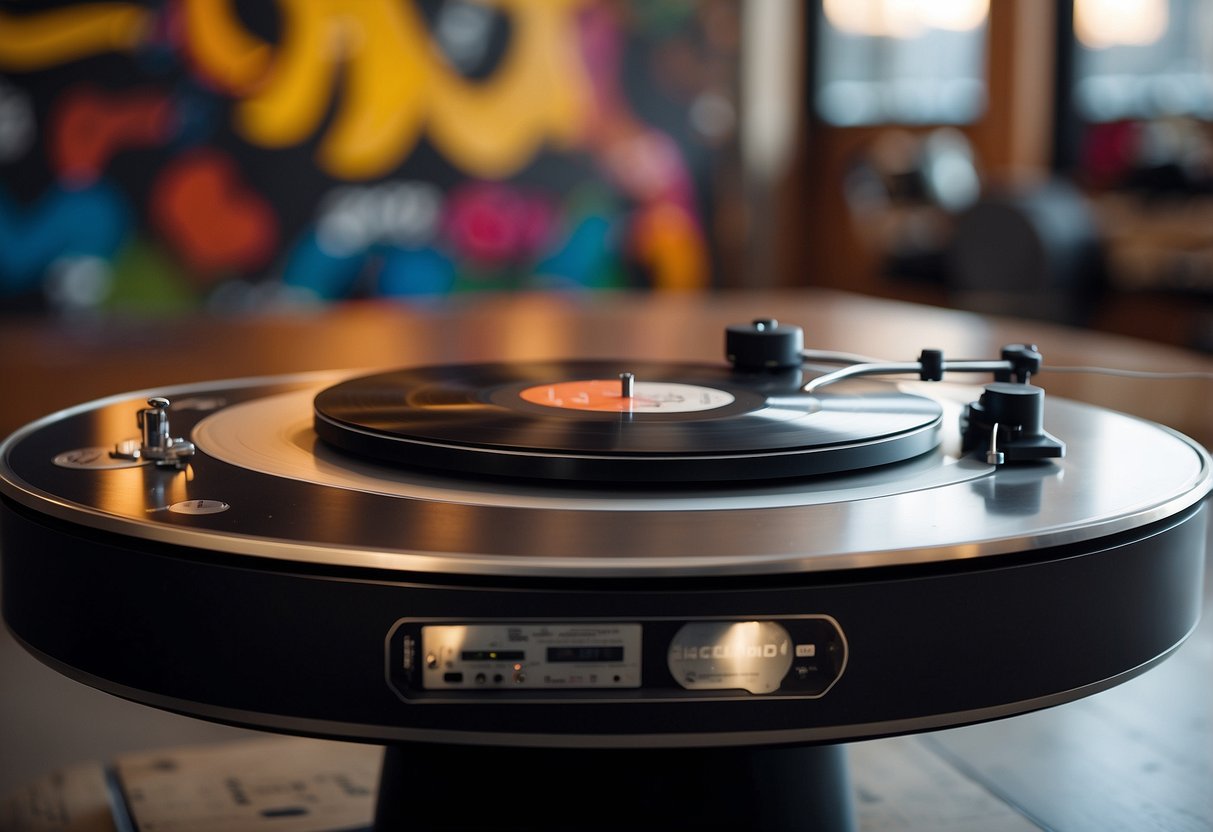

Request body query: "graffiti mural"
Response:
[0, 0, 738, 313]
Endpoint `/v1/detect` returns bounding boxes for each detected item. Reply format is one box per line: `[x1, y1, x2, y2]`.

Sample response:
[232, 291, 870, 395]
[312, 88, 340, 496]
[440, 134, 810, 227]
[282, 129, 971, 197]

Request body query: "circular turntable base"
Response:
[1, 369, 1209, 831]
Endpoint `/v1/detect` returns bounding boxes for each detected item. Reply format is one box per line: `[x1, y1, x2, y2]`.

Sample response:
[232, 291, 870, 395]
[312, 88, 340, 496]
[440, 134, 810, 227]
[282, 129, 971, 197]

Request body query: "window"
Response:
[815, 0, 989, 126]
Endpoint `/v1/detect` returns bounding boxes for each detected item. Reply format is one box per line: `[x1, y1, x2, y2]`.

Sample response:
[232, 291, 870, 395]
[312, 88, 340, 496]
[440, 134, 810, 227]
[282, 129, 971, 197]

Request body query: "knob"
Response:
[111, 396, 196, 468]
[138, 397, 172, 452]
[976, 382, 1045, 437]
[963, 382, 1064, 463]
[726, 319, 804, 370]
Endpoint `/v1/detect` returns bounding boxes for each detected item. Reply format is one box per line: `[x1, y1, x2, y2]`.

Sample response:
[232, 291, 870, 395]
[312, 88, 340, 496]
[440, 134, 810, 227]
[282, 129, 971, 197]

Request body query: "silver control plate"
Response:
[388, 616, 847, 703]
[420, 623, 642, 690]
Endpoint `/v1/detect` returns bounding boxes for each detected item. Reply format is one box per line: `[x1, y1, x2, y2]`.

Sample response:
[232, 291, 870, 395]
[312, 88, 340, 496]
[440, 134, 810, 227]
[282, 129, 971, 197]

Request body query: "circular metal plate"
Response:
[0, 371, 1209, 578]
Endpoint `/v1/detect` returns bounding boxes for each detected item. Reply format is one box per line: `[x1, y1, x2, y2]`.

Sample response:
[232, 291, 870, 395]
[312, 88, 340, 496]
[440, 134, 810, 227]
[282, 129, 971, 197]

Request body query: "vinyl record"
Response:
[313, 362, 943, 482]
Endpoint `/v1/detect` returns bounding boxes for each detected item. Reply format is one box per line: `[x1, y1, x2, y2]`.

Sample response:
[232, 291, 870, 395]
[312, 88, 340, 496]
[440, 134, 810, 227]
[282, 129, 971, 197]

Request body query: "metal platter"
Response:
[0, 371, 1206, 577]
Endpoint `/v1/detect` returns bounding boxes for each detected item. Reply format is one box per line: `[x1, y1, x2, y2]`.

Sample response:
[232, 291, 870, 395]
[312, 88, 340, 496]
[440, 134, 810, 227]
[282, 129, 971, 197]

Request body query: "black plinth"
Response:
[373, 742, 854, 832]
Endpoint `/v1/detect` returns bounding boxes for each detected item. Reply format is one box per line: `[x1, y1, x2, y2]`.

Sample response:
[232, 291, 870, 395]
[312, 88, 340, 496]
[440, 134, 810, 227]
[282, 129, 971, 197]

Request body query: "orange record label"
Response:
[519, 380, 735, 413]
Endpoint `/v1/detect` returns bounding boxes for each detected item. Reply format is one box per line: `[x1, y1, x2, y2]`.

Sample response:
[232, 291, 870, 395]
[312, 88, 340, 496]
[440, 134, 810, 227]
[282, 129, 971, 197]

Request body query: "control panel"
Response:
[420, 622, 642, 691]
[386, 616, 846, 702]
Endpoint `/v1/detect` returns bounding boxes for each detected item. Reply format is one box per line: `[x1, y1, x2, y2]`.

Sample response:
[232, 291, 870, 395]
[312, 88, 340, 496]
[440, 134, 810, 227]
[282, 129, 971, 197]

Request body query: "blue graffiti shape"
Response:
[283, 231, 457, 299]
[0, 183, 130, 294]
[377, 247, 457, 296]
[533, 214, 615, 289]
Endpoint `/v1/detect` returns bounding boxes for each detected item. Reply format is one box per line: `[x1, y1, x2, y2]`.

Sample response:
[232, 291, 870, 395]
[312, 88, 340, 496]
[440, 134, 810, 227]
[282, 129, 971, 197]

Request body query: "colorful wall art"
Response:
[0, 1, 739, 314]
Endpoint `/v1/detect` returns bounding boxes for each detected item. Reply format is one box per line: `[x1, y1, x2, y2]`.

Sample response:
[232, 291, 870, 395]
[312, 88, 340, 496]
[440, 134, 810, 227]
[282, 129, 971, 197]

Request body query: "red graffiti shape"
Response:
[51, 85, 174, 184]
[151, 150, 278, 273]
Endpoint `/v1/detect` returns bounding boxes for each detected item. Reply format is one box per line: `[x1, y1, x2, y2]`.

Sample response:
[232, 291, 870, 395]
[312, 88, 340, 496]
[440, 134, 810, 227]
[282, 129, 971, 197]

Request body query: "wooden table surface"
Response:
[1, 288, 1209, 445]
[1, 289, 1210, 830]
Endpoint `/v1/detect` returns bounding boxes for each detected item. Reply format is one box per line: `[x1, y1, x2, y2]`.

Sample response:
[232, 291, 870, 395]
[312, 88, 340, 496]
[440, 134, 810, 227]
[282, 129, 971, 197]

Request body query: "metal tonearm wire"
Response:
[804, 345, 1043, 393]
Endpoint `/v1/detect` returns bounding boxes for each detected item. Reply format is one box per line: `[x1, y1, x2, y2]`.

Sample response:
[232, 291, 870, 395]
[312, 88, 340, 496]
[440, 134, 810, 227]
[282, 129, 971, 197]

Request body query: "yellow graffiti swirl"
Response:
[183, 0, 590, 180]
[0, 4, 148, 70]
[1, 1, 592, 180]
[178, 1, 272, 92]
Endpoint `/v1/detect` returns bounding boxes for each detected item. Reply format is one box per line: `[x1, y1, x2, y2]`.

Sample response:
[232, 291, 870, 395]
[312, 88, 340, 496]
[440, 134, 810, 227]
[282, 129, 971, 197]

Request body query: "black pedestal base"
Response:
[373, 742, 855, 831]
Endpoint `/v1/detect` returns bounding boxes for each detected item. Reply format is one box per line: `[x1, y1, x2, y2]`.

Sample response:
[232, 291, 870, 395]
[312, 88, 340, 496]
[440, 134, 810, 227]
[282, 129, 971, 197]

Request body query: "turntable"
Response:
[1, 319, 1208, 831]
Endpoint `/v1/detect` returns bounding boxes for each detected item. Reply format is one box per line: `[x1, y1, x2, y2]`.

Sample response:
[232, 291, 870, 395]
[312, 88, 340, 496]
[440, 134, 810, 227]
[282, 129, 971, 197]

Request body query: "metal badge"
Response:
[667, 620, 794, 695]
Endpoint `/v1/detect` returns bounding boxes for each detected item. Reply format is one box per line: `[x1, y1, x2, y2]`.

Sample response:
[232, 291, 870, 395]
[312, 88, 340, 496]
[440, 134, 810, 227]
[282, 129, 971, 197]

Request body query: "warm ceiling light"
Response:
[1075, 0, 1169, 48]
[823, 0, 924, 39]
[919, 0, 990, 32]
[823, 0, 988, 39]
